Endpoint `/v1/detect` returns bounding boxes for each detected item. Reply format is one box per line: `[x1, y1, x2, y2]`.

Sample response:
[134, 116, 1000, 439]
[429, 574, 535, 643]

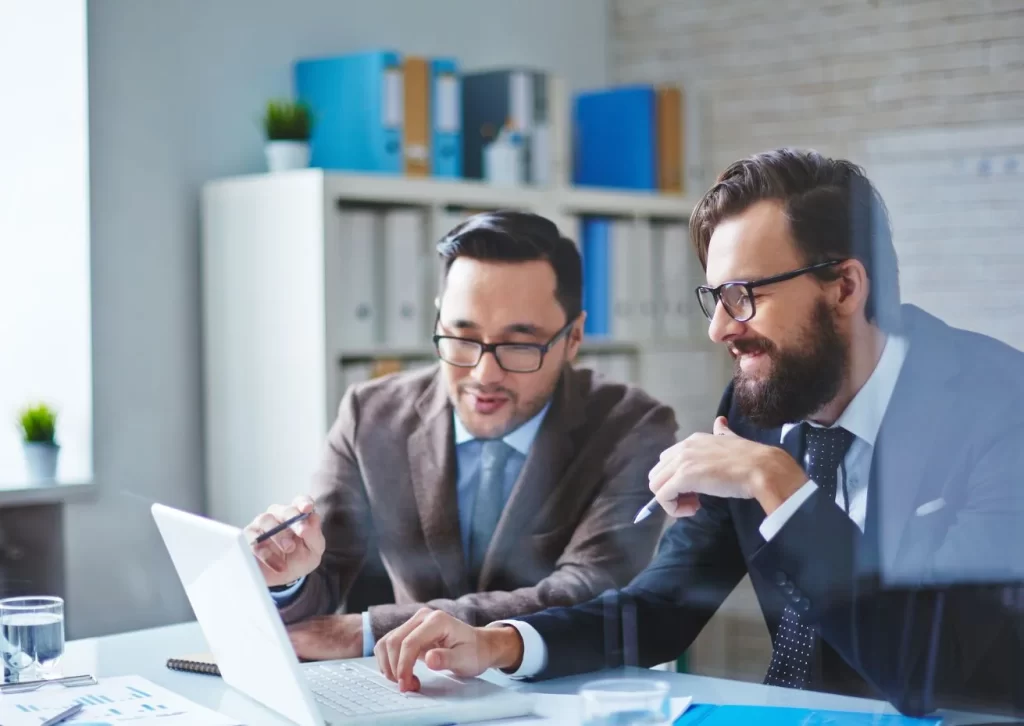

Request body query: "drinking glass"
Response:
[0, 596, 65, 683]
[580, 678, 672, 726]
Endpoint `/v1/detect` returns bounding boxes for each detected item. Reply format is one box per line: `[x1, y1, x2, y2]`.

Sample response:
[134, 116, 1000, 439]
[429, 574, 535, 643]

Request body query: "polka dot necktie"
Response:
[763, 423, 855, 689]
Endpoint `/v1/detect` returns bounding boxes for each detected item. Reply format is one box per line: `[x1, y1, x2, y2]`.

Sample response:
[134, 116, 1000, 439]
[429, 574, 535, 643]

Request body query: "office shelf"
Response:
[200, 170, 728, 528]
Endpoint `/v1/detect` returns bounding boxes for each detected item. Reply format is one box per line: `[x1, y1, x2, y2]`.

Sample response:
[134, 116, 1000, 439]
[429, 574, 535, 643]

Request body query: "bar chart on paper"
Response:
[0, 675, 239, 726]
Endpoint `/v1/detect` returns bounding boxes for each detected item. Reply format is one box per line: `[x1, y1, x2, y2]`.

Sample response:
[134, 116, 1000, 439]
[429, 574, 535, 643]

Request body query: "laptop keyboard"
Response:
[306, 662, 436, 716]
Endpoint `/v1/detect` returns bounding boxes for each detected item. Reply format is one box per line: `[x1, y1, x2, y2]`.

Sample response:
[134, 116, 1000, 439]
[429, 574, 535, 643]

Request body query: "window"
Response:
[0, 1, 92, 485]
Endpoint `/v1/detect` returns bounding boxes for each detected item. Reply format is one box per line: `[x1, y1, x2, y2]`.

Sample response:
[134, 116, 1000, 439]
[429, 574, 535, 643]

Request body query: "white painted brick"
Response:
[609, 2, 1024, 591]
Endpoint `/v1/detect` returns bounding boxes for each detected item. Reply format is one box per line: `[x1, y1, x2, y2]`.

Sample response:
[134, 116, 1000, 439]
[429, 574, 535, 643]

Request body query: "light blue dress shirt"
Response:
[271, 402, 551, 657]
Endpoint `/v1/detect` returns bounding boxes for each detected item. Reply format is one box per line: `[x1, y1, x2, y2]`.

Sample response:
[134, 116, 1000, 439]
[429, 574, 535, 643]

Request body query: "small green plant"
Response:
[262, 99, 313, 141]
[17, 403, 57, 444]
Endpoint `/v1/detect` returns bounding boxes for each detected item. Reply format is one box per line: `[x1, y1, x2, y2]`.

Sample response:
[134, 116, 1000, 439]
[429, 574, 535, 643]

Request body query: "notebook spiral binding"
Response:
[165, 656, 221, 677]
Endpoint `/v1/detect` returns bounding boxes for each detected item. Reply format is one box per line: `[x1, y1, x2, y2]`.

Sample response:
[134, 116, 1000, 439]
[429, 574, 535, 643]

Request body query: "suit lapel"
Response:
[407, 372, 467, 597]
[866, 307, 959, 580]
[477, 365, 584, 588]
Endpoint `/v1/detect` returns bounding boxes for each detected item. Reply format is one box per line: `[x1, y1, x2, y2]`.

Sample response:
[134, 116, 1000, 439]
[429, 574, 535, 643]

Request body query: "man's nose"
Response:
[708, 301, 745, 344]
[471, 349, 505, 385]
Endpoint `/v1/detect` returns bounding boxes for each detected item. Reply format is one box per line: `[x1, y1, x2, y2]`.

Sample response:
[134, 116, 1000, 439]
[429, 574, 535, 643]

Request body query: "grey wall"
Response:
[75, 0, 609, 639]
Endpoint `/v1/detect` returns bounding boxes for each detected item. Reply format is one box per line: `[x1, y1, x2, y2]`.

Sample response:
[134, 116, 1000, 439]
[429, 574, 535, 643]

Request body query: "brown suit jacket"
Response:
[279, 363, 677, 639]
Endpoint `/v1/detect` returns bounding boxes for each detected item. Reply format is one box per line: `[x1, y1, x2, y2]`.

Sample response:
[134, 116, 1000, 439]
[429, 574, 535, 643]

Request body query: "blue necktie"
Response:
[467, 440, 512, 588]
[764, 424, 855, 689]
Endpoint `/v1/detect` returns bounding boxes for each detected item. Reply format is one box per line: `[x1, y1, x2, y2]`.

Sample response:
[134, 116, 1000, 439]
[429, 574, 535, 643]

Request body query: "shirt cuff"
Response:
[759, 480, 817, 542]
[361, 611, 375, 657]
[489, 620, 547, 679]
[268, 575, 306, 605]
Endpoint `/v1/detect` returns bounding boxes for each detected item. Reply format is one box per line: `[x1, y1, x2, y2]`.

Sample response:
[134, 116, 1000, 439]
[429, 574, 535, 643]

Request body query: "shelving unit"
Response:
[200, 169, 730, 529]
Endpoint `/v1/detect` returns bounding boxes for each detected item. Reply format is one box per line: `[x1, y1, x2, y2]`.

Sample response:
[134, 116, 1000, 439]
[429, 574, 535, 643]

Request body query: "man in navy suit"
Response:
[371, 149, 1024, 717]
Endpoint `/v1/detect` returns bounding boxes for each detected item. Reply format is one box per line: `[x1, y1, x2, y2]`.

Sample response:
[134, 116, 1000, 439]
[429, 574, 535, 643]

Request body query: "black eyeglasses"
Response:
[695, 259, 846, 323]
[432, 317, 577, 373]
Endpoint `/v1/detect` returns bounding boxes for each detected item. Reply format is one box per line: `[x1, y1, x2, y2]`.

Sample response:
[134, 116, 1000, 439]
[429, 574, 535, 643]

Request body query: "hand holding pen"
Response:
[635, 417, 734, 523]
[244, 495, 326, 587]
[635, 416, 810, 524]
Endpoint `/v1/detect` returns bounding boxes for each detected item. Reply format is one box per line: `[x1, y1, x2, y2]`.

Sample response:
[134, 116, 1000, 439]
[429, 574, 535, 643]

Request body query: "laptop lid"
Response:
[151, 503, 324, 726]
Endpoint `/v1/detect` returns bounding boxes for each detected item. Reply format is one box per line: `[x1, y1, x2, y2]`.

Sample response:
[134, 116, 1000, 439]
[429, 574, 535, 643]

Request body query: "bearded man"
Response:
[372, 149, 1024, 719]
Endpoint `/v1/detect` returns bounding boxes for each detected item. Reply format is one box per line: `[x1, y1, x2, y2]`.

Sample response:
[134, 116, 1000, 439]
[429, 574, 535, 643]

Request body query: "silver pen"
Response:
[41, 701, 83, 726]
[635, 427, 727, 524]
[633, 497, 660, 524]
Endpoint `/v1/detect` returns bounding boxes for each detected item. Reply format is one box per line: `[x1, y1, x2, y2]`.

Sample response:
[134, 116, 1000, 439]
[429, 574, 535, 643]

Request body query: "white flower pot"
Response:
[264, 141, 310, 172]
[22, 441, 59, 482]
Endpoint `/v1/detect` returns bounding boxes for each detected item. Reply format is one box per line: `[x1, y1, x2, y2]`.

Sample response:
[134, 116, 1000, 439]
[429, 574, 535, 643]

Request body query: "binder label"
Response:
[510, 71, 532, 132]
[436, 73, 460, 133]
[382, 65, 404, 129]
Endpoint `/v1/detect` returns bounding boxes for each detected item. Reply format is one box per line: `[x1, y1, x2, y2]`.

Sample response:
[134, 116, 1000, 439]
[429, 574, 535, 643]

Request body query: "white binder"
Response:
[383, 208, 428, 346]
[611, 219, 654, 341]
[600, 353, 635, 384]
[429, 207, 475, 314]
[657, 222, 694, 340]
[333, 208, 382, 348]
[341, 361, 374, 390]
[610, 220, 633, 341]
[631, 219, 655, 341]
[575, 354, 600, 373]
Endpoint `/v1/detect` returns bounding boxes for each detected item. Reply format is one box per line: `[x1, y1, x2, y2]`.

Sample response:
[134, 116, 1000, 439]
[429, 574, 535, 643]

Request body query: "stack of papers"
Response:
[0, 675, 240, 726]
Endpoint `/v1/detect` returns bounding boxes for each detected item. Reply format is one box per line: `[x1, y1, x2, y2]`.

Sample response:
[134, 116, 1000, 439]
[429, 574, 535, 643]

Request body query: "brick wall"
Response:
[609, 0, 1024, 681]
[611, 0, 1024, 175]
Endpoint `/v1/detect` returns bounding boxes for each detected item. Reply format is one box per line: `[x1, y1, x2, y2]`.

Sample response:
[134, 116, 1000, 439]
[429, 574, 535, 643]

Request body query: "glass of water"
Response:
[0, 596, 65, 683]
[580, 678, 672, 726]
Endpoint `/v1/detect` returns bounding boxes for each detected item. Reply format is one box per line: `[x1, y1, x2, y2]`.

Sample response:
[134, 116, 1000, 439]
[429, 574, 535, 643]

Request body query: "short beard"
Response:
[733, 300, 847, 429]
[455, 351, 566, 438]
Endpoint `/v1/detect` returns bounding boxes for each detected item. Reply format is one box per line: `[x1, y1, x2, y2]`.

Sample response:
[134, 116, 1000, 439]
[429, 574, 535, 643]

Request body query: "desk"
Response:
[61, 622, 1009, 725]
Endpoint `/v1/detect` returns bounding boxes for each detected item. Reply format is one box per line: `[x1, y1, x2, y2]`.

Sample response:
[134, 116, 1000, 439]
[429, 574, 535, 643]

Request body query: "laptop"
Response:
[151, 503, 535, 726]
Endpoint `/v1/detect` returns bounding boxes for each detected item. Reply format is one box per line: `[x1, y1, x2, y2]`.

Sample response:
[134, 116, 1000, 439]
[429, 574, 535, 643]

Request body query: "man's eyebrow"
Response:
[709, 270, 777, 285]
[503, 322, 541, 336]
[440, 319, 544, 336]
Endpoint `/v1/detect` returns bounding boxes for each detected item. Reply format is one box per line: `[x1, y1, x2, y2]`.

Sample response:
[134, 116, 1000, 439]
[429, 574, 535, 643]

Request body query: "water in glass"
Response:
[0, 596, 65, 682]
[580, 678, 672, 726]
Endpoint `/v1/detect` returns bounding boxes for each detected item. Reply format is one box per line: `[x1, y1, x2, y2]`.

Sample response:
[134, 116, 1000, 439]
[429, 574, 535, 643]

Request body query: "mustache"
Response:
[730, 337, 775, 357]
[458, 383, 517, 399]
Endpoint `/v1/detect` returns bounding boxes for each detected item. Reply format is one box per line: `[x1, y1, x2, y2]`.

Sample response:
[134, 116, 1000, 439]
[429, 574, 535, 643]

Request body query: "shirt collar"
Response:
[781, 334, 909, 446]
[453, 401, 552, 456]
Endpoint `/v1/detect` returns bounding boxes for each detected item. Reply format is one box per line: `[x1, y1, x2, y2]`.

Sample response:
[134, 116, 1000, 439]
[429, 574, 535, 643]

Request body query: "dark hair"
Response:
[436, 209, 583, 322]
[690, 148, 901, 331]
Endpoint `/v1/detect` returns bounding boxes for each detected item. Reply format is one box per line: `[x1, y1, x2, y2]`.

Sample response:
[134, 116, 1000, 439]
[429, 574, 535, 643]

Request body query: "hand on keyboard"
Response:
[374, 608, 524, 693]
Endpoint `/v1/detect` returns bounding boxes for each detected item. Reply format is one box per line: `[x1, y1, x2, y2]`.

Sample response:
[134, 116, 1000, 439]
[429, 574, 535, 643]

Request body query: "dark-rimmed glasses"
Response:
[433, 317, 577, 373]
[695, 260, 845, 323]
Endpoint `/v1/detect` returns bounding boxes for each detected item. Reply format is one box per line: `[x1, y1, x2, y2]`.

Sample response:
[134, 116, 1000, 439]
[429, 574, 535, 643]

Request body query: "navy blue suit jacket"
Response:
[519, 305, 1024, 717]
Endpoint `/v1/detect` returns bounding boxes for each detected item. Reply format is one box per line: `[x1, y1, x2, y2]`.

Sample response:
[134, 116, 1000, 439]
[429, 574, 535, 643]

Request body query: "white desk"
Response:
[60, 621, 1009, 725]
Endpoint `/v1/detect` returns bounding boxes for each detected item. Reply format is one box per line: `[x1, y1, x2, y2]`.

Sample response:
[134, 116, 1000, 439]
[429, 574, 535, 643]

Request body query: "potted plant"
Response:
[17, 403, 59, 482]
[261, 99, 313, 172]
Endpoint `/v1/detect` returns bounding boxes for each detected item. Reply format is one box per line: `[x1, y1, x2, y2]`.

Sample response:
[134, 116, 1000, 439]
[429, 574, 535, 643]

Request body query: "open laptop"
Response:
[151, 503, 535, 726]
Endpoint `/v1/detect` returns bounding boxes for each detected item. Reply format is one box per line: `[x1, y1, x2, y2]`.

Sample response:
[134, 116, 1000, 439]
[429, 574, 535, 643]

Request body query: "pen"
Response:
[42, 702, 83, 726]
[254, 510, 312, 544]
[635, 427, 727, 524]
[633, 497, 660, 524]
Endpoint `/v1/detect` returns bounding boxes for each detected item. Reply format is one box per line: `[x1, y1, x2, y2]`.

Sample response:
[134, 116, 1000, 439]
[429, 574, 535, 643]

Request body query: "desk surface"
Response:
[61, 621, 1005, 725]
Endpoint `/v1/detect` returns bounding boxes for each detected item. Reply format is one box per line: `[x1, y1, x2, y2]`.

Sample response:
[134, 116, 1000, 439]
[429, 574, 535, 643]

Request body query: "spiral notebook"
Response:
[165, 652, 220, 677]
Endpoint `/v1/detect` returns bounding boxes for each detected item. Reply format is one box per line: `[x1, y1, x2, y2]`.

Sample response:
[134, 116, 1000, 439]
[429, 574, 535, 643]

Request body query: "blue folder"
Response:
[294, 50, 403, 173]
[430, 58, 462, 178]
[677, 704, 942, 725]
[573, 85, 657, 190]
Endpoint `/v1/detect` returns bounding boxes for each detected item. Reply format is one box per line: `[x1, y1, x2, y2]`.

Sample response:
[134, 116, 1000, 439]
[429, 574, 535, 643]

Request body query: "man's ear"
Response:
[834, 259, 869, 319]
[567, 313, 586, 358]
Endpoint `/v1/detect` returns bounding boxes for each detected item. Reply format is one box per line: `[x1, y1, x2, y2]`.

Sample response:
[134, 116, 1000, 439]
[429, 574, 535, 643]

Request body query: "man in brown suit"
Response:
[247, 210, 676, 661]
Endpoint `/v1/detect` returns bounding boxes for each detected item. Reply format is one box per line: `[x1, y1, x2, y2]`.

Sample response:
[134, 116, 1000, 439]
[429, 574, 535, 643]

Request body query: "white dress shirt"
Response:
[498, 334, 910, 679]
